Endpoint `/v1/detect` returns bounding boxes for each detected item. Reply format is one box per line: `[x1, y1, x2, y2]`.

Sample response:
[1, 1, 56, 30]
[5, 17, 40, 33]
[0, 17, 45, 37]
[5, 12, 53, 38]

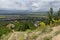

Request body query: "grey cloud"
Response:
[0, 0, 31, 10]
[0, 0, 60, 11]
[31, 0, 60, 11]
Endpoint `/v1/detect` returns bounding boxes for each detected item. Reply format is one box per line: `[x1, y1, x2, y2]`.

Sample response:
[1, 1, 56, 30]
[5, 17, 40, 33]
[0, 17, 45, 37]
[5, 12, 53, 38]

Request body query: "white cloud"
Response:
[31, 0, 60, 11]
[0, 0, 31, 10]
[0, 0, 60, 11]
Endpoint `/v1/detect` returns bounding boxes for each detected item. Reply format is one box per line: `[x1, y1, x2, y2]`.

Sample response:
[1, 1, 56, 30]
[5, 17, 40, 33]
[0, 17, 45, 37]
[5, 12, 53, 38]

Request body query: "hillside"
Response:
[1, 25, 60, 40]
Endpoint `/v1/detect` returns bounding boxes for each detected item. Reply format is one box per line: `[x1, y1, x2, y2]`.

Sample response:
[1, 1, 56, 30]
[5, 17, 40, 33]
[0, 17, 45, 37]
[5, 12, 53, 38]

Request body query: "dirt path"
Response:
[52, 34, 60, 40]
[7, 25, 60, 40]
[36, 25, 60, 40]
[8, 32, 18, 40]
[8, 32, 26, 40]
[52, 25, 60, 40]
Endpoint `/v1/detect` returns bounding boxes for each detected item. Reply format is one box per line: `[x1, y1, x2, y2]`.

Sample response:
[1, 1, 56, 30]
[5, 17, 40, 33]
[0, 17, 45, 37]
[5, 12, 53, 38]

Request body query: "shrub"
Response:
[12, 21, 36, 31]
[26, 29, 32, 33]
[0, 21, 9, 27]
[12, 21, 25, 31]
[50, 21, 54, 27]
[0, 27, 11, 38]
[40, 22, 46, 27]
[25, 21, 36, 30]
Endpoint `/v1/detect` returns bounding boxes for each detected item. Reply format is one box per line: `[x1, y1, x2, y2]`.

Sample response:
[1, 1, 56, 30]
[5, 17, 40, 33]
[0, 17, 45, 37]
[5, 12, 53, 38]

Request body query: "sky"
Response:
[0, 0, 60, 11]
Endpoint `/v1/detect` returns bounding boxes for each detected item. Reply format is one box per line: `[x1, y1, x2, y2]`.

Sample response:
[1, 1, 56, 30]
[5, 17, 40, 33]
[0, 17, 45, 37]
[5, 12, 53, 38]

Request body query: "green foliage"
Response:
[0, 27, 11, 38]
[51, 18, 60, 26]
[0, 21, 9, 27]
[36, 22, 46, 32]
[26, 29, 32, 33]
[57, 8, 60, 19]
[12, 21, 36, 31]
[50, 8, 53, 15]
[0, 21, 11, 38]
[43, 18, 50, 25]
[25, 21, 36, 30]
[12, 21, 25, 31]
[39, 22, 46, 27]
[36, 23, 52, 33]
[48, 8, 53, 21]
[48, 8, 54, 25]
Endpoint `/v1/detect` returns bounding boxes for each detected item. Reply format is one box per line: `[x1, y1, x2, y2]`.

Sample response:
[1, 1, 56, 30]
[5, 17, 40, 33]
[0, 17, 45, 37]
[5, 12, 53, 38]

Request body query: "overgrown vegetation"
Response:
[12, 21, 36, 31]
[0, 8, 60, 39]
[0, 26, 11, 38]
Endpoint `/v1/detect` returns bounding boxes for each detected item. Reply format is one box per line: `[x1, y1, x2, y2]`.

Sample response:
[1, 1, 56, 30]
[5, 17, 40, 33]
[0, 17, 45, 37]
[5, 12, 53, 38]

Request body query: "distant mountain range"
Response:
[0, 10, 56, 15]
[0, 10, 31, 13]
[0, 10, 32, 14]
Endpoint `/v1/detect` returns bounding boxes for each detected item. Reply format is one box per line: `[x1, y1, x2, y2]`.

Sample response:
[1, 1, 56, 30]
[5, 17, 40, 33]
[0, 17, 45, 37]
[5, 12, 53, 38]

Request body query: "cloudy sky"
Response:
[0, 0, 60, 11]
